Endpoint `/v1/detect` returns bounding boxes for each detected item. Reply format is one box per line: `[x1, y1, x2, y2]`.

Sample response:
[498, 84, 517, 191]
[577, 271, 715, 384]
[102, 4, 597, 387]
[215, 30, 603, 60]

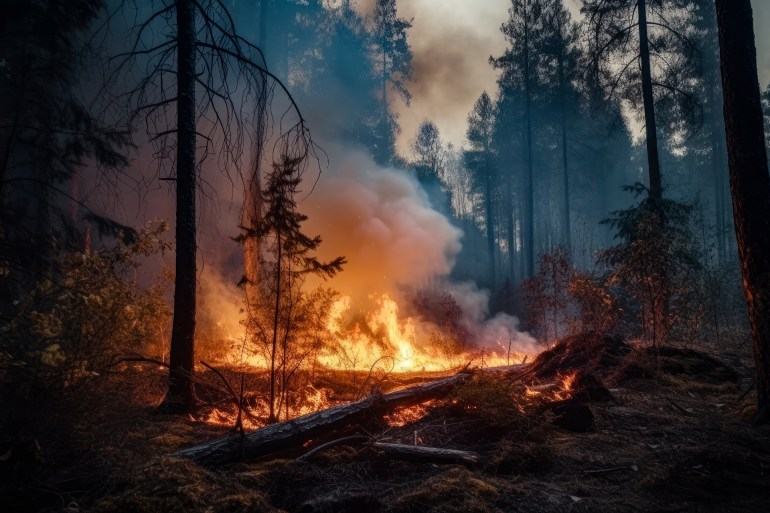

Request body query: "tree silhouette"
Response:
[715, 0, 770, 424]
[101, 0, 316, 413]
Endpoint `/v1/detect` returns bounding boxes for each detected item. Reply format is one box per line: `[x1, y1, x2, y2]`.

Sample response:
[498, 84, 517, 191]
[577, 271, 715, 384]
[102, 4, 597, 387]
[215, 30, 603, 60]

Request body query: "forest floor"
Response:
[5, 335, 770, 513]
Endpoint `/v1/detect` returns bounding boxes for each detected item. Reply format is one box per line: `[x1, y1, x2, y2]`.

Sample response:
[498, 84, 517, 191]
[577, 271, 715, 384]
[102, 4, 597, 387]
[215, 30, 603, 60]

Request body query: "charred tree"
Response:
[103, 0, 314, 414]
[715, 0, 770, 424]
[167, 0, 198, 414]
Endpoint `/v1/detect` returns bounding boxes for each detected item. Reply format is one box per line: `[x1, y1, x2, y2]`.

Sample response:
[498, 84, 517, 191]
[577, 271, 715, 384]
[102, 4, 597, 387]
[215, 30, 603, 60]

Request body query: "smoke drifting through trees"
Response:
[2, 0, 769, 427]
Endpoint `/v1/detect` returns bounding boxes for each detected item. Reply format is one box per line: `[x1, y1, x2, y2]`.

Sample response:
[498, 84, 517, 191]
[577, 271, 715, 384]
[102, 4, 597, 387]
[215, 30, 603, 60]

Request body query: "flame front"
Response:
[316, 293, 527, 373]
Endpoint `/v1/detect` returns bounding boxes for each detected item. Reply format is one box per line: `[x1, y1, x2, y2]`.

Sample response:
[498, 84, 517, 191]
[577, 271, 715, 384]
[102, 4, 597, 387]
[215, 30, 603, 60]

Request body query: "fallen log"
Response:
[174, 372, 471, 466]
[371, 442, 480, 466]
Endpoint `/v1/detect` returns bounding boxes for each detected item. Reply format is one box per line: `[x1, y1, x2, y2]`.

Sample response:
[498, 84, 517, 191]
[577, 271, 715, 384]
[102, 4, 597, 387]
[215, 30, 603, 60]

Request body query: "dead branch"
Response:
[370, 442, 480, 467]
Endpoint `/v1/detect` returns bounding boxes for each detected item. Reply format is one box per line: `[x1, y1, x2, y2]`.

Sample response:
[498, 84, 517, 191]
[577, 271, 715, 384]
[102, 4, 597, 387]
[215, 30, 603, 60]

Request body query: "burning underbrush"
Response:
[189, 333, 627, 433]
[188, 281, 537, 430]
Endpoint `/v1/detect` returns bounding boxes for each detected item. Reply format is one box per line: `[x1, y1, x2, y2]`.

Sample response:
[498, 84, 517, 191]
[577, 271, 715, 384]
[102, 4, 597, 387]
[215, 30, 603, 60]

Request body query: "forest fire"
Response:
[213, 290, 532, 375]
[318, 293, 529, 373]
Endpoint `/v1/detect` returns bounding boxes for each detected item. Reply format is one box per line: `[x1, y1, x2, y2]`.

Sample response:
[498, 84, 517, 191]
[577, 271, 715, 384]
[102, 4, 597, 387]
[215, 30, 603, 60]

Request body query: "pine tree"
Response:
[247, 155, 345, 422]
[492, 0, 551, 278]
[582, 0, 701, 203]
[464, 92, 497, 288]
[105, 0, 313, 413]
[0, 0, 129, 312]
[371, 0, 412, 164]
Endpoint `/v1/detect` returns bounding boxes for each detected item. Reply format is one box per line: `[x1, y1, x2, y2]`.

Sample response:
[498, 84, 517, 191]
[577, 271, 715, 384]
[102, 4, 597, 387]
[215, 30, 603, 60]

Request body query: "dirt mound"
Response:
[530, 332, 631, 379]
[647, 346, 740, 384]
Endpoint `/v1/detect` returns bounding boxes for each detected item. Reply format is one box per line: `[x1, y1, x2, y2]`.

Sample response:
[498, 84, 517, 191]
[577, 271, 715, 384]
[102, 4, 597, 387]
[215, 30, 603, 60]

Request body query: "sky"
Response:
[358, 0, 770, 156]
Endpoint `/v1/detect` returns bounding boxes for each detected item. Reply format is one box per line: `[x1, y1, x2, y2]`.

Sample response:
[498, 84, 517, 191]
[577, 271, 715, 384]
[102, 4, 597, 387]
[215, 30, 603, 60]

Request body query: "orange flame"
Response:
[317, 293, 528, 373]
[561, 372, 578, 392]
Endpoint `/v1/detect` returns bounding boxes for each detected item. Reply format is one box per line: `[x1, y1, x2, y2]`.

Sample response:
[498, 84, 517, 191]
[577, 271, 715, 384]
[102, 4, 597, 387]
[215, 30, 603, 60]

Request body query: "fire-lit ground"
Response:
[49, 338, 770, 513]
[192, 288, 536, 429]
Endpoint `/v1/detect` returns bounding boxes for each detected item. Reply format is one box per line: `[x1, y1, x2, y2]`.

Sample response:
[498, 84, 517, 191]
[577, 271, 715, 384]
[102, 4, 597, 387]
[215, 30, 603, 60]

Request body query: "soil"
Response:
[3, 335, 770, 513]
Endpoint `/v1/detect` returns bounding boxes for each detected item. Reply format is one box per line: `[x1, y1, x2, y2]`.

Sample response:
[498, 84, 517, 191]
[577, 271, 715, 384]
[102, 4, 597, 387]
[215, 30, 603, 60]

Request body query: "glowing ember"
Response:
[525, 387, 542, 397]
[384, 401, 438, 427]
[561, 372, 578, 393]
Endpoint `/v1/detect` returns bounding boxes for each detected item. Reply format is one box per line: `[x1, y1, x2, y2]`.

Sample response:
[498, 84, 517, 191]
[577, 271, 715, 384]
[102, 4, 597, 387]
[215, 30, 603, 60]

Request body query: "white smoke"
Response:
[446, 281, 538, 354]
[301, 147, 537, 355]
[302, 148, 462, 298]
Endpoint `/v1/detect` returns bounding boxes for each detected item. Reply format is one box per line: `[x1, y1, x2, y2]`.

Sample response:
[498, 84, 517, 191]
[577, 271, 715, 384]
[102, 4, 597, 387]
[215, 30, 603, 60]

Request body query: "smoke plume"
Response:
[301, 147, 537, 355]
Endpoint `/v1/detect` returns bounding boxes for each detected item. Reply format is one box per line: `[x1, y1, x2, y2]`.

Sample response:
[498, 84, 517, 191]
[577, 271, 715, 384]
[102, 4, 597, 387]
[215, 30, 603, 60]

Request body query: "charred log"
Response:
[174, 372, 471, 466]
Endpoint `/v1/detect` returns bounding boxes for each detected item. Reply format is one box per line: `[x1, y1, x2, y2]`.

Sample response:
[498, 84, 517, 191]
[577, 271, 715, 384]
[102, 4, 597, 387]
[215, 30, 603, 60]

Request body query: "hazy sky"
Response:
[357, 0, 770, 155]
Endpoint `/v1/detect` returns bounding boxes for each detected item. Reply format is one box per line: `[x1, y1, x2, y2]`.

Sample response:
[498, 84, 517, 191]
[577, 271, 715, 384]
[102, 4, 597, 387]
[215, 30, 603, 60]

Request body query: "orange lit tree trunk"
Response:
[715, 0, 770, 424]
[267, 224, 281, 424]
[242, 168, 264, 313]
[167, 0, 198, 414]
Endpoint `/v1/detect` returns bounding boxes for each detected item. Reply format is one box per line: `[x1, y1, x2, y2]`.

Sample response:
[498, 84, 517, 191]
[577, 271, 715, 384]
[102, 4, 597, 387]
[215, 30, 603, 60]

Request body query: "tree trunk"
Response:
[484, 154, 496, 288]
[637, 0, 663, 201]
[708, 62, 727, 264]
[167, 0, 198, 414]
[523, 5, 535, 278]
[242, 167, 264, 313]
[711, 124, 726, 264]
[269, 227, 282, 423]
[715, 0, 770, 424]
[382, 32, 389, 162]
[558, 40, 571, 253]
[506, 178, 516, 281]
[174, 372, 471, 466]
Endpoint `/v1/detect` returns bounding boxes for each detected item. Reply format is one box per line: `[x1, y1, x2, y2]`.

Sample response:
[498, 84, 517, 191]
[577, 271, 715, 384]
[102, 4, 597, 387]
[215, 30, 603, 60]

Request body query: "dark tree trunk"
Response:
[268, 227, 282, 423]
[382, 33, 389, 160]
[711, 124, 726, 263]
[638, 0, 663, 201]
[715, 0, 770, 424]
[484, 154, 496, 288]
[167, 0, 197, 414]
[707, 62, 728, 264]
[506, 178, 516, 281]
[523, 7, 535, 278]
[558, 41, 571, 252]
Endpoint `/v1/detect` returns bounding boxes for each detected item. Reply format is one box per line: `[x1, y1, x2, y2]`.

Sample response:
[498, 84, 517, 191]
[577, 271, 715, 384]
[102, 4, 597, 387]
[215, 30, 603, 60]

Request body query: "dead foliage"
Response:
[530, 332, 632, 380]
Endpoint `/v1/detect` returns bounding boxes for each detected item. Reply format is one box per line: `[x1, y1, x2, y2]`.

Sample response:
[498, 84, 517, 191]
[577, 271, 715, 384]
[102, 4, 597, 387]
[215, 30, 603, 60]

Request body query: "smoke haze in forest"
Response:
[355, 0, 770, 152]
